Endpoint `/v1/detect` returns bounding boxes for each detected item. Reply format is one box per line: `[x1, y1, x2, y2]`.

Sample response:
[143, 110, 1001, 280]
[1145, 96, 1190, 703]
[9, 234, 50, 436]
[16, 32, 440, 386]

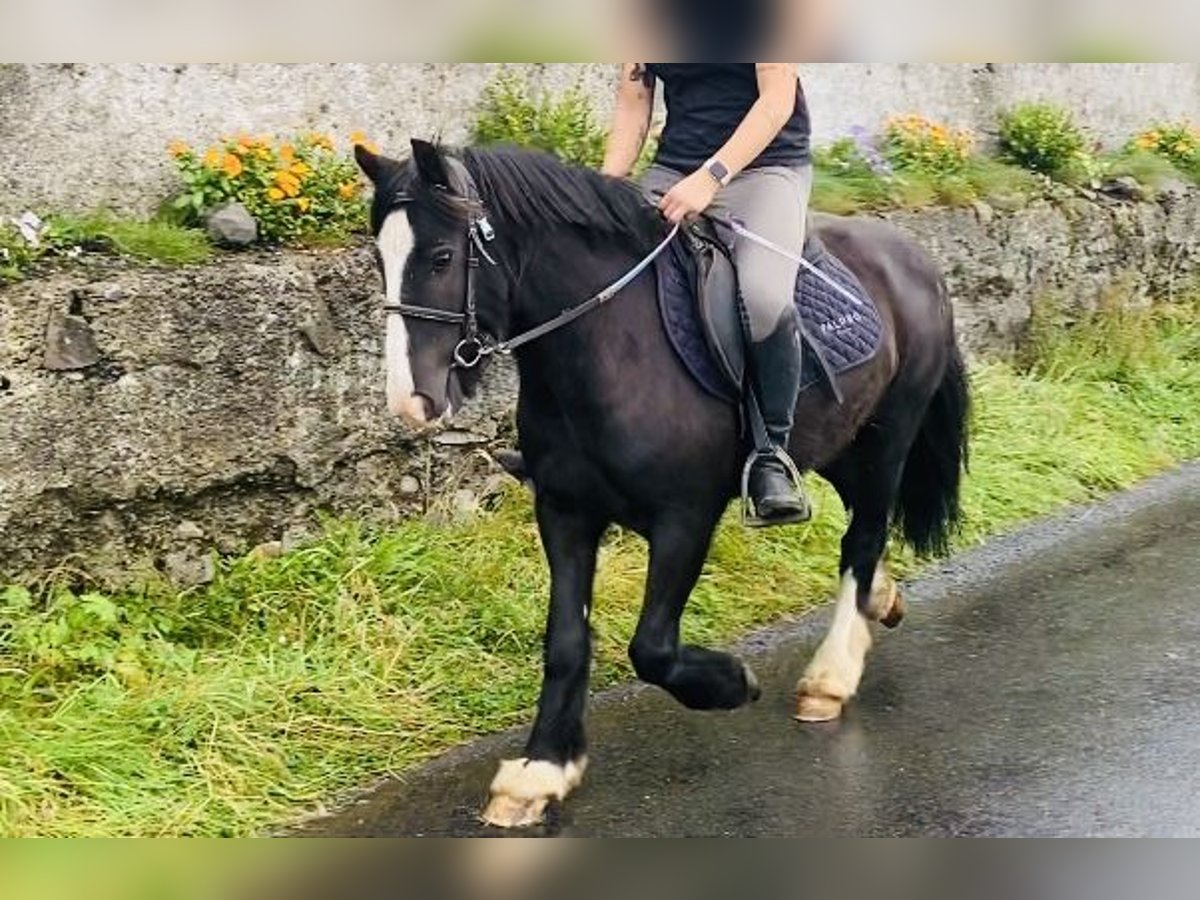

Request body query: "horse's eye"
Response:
[432, 248, 454, 272]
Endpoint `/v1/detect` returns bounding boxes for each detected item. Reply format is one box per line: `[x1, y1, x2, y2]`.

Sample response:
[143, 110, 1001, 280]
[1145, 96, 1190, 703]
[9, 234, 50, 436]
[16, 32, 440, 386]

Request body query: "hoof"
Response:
[743, 664, 762, 703]
[880, 591, 906, 629]
[481, 793, 551, 829]
[480, 757, 587, 829]
[794, 692, 844, 723]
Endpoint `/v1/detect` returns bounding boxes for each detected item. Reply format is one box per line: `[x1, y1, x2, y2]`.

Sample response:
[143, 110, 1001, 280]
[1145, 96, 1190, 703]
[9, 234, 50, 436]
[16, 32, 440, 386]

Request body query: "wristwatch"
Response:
[703, 157, 731, 188]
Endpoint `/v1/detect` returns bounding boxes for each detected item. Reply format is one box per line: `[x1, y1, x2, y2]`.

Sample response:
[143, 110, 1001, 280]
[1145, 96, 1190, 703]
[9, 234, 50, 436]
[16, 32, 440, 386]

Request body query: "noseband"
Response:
[383, 159, 679, 369]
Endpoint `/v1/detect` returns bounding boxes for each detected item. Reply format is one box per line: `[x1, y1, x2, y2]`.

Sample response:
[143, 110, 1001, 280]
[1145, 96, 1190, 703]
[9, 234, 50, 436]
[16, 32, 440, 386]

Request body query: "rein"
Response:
[384, 177, 679, 369]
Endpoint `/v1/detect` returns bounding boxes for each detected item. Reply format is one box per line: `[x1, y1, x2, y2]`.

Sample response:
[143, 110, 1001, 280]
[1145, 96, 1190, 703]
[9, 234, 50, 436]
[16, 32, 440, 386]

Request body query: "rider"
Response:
[605, 63, 813, 524]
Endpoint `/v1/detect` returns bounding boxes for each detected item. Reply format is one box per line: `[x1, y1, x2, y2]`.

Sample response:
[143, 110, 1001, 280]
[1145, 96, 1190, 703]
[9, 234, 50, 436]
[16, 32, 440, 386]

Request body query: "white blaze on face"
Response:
[378, 209, 427, 423]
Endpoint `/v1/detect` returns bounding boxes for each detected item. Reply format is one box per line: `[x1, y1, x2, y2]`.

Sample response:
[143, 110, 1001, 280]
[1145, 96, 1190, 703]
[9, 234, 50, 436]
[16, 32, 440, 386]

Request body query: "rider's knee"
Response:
[739, 280, 795, 341]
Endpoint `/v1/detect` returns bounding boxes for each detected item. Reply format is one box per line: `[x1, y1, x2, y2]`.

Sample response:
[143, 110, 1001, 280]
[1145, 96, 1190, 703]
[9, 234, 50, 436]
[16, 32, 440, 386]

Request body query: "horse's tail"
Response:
[894, 337, 971, 557]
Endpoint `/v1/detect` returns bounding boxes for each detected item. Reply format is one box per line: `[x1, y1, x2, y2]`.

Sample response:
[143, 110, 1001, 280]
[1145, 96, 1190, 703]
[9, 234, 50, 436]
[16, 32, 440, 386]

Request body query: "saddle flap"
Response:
[686, 223, 746, 391]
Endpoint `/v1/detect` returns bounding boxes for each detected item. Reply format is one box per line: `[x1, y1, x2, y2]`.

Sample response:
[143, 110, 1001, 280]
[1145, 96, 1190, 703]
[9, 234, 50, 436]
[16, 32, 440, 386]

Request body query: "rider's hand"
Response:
[658, 170, 720, 224]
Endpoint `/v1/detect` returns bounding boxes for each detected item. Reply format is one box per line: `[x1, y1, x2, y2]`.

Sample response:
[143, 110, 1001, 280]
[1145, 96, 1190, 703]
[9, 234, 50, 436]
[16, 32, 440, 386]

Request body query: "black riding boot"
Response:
[747, 313, 810, 525]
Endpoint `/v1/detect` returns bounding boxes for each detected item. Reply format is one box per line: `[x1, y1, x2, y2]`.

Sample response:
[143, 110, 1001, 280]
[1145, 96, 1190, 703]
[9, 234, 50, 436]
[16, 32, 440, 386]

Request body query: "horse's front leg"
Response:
[629, 513, 761, 710]
[482, 495, 604, 828]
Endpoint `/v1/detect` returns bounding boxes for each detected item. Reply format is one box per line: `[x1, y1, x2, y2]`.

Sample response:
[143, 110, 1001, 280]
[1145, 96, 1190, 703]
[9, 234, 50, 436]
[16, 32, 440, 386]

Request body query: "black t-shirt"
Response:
[645, 64, 811, 173]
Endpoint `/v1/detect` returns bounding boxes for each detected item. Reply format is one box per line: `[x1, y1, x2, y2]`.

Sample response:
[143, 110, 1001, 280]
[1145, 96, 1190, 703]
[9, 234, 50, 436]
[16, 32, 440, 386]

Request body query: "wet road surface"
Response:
[303, 464, 1200, 836]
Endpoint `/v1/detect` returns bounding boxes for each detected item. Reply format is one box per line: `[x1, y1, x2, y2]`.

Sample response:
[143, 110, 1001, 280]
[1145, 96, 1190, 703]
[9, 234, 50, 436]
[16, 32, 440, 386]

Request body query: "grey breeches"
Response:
[641, 163, 813, 341]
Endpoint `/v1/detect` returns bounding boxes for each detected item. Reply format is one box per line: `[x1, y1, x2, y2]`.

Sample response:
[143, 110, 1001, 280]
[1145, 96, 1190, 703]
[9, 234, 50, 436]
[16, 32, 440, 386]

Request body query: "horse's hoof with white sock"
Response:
[480, 757, 588, 829]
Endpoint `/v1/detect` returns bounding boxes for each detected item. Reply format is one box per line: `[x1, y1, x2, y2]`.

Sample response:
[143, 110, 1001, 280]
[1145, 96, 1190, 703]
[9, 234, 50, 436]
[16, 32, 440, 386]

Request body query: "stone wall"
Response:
[3, 187, 1198, 585]
[2, 63, 1199, 217]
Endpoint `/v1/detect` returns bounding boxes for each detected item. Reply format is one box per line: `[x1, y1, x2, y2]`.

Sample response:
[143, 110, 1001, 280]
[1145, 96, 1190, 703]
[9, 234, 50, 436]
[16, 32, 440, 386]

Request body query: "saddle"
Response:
[655, 218, 884, 407]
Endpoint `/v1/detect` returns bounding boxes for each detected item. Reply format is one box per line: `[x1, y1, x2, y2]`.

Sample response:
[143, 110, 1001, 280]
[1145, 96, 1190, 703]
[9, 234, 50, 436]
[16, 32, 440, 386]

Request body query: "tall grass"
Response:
[1, 303, 1197, 836]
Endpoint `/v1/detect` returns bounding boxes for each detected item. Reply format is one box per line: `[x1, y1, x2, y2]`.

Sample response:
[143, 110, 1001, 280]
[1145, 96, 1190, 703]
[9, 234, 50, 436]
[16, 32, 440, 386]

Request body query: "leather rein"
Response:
[382, 174, 679, 370]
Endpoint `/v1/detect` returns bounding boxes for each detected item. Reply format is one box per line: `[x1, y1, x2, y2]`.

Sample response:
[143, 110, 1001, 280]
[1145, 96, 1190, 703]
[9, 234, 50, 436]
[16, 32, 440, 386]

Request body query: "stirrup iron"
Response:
[740, 446, 810, 528]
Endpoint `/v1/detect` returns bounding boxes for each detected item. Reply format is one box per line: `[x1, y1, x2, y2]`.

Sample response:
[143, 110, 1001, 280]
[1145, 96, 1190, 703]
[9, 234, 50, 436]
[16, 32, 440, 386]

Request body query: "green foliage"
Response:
[0, 214, 210, 283]
[167, 133, 368, 244]
[471, 70, 658, 176]
[812, 138, 1038, 215]
[1102, 149, 1190, 193]
[998, 103, 1089, 176]
[472, 71, 608, 169]
[883, 115, 974, 176]
[1126, 121, 1200, 181]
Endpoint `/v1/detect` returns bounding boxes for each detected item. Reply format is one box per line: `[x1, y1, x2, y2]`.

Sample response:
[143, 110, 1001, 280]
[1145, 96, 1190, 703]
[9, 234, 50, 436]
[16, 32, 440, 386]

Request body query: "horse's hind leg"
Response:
[482, 496, 604, 829]
[796, 438, 908, 722]
[629, 513, 761, 710]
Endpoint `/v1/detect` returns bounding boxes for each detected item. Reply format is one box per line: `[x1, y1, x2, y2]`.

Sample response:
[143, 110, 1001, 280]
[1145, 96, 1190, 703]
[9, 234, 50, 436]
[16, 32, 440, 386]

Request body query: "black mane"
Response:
[461, 146, 668, 253]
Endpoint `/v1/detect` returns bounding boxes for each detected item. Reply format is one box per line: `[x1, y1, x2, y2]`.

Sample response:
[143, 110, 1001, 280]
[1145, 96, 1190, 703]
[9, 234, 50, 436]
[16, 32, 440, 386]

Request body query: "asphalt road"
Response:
[303, 463, 1200, 837]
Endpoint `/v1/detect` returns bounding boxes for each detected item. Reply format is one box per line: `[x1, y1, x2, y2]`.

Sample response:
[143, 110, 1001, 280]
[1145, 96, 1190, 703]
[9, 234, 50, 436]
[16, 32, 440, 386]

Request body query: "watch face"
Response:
[708, 160, 729, 183]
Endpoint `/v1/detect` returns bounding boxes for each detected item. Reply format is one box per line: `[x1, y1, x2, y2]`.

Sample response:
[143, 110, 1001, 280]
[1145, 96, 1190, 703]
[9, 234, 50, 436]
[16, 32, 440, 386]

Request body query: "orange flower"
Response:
[338, 181, 359, 199]
[279, 143, 296, 163]
[168, 139, 190, 158]
[273, 170, 302, 197]
[349, 131, 379, 154]
[222, 153, 244, 178]
[296, 197, 312, 213]
[203, 147, 223, 169]
[267, 187, 285, 202]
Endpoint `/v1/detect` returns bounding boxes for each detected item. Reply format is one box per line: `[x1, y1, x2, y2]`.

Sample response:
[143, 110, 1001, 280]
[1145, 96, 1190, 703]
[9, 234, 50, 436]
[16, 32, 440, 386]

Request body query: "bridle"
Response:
[379, 162, 502, 370]
[382, 161, 679, 371]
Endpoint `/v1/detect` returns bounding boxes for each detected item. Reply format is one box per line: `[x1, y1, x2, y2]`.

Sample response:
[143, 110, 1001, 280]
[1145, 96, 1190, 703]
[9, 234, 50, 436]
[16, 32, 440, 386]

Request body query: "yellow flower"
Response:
[338, 181, 359, 199]
[255, 147, 272, 161]
[222, 153, 244, 178]
[289, 161, 312, 179]
[1175, 141, 1192, 155]
[296, 197, 312, 213]
[273, 171, 302, 197]
[305, 133, 335, 151]
[203, 147, 222, 169]
[168, 140, 190, 158]
[267, 187, 285, 202]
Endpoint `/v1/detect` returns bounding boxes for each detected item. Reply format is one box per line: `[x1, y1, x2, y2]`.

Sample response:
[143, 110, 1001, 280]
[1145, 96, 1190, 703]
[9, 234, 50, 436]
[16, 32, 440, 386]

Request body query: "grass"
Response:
[0, 214, 211, 283]
[1, 302, 1198, 837]
[811, 155, 1043, 216]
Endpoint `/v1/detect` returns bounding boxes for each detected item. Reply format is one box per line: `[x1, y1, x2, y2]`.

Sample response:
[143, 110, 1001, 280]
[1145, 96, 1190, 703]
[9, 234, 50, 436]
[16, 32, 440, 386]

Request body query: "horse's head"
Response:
[355, 139, 497, 426]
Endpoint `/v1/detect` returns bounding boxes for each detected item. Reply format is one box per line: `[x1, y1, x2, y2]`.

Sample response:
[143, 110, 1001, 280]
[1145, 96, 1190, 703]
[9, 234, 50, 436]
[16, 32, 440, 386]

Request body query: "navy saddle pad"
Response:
[656, 230, 884, 404]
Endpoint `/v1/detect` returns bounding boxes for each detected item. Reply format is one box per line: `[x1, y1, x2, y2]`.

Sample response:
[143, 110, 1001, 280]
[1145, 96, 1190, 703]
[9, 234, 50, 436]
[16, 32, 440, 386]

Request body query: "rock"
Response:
[281, 525, 312, 553]
[44, 312, 101, 370]
[205, 202, 258, 247]
[433, 429, 486, 447]
[452, 489, 480, 518]
[249, 541, 284, 560]
[1099, 175, 1145, 202]
[1157, 178, 1191, 202]
[174, 520, 205, 541]
[162, 550, 216, 586]
[971, 201, 994, 225]
[399, 475, 422, 495]
[300, 297, 342, 356]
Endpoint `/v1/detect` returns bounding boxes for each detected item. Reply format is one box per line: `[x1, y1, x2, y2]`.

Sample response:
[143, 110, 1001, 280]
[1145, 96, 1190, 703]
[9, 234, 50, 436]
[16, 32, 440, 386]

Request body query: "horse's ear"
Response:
[354, 143, 387, 184]
[410, 138, 451, 189]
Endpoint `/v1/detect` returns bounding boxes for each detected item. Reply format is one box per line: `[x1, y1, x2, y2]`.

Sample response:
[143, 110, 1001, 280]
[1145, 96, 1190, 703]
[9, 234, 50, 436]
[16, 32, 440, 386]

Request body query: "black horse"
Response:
[355, 140, 969, 828]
